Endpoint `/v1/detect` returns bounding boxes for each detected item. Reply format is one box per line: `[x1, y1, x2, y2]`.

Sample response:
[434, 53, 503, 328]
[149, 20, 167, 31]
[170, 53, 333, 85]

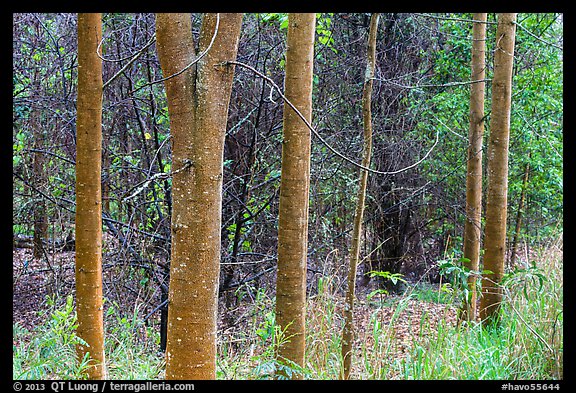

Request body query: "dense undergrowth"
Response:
[13, 236, 562, 380]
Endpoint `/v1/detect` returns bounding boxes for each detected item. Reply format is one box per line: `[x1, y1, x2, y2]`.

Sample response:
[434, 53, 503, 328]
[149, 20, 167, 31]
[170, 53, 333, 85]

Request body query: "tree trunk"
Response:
[32, 70, 48, 260]
[479, 13, 517, 327]
[460, 12, 487, 324]
[510, 154, 530, 267]
[275, 13, 315, 379]
[156, 12, 243, 380]
[75, 12, 107, 380]
[341, 12, 379, 380]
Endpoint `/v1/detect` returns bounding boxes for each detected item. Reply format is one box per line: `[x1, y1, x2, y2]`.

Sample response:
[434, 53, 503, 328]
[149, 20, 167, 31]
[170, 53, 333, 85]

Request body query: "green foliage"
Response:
[104, 302, 164, 379]
[13, 295, 91, 380]
[368, 270, 407, 285]
[316, 14, 336, 52]
[13, 130, 27, 167]
[437, 256, 481, 304]
[217, 285, 312, 379]
[259, 13, 288, 30]
[502, 262, 548, 300]
[409, 282, 456, 305]
[13, 296, 164, 380]
[366, 271, 407, 304]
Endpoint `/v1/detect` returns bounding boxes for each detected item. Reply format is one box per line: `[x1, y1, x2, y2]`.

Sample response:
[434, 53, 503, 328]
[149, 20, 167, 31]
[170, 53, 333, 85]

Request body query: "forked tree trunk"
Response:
[75, 12, 107, 380]
[479, 13, 517, 327]
[341, 12, 379, 380]
[460, 12, 487, 324]
[156, 12, 243, 380]
[275, 12, 315, 379]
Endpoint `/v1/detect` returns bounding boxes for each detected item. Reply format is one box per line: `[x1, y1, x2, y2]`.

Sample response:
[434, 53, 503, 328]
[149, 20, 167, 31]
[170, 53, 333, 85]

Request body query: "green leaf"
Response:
[367, 289, 389, 301]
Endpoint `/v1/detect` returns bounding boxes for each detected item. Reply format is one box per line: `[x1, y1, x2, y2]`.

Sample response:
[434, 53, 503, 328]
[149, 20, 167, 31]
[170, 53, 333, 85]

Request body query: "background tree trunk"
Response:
[275, 12, 316, 379]
[75, 12, 107, 380]
[510, 154, 531, 267]
[156, 12, 243, 380]
[32, 70, 48, 260]
[480, 12, 517, 327]
[460, 12, 487, 323]
[341, 12, 379, 380]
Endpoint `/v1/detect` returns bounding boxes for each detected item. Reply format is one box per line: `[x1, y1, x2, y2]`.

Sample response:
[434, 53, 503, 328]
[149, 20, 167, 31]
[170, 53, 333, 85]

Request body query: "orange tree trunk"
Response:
[275, 13, 316, 379]
[341, 12, 379, 380]
[156, 13, 243, 380]
[479, 13, 517, 327]
[75, 12, 107, 380]
[460, 12, 487, 323]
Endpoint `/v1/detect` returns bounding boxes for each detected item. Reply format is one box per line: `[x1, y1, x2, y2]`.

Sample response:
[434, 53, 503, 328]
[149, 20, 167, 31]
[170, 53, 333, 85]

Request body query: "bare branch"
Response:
[375, 77, 492, 91]
[514, 20, 563, 51]
[415, 13, 497, 25]
[103, 34, 157, 90]
[122, 159, 193, 202]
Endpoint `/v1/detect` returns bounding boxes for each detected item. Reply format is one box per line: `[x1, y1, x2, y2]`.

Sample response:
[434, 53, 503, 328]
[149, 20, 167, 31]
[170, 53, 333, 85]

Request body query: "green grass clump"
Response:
[13, 296, 164, 380]
[13, 295, 91, 379]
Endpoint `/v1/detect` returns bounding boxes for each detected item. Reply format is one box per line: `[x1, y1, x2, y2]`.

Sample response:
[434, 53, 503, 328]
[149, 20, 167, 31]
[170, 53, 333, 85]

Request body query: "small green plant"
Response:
[13, 295, 91, 379]
[366, 271, 407, 304]
[437, 257, 486, 306]
[250, 319, 310, 380]
[502, 261, 548, 298]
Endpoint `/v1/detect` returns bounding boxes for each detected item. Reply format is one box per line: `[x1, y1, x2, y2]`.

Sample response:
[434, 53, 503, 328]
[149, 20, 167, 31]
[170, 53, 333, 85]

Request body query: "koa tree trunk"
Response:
[275, 12, 315, 380]
[75, 12, 107, 380]
[156, 12, 243, 380]
[341, 12, 379, 380]
[479, 13, 517, 327]
[460, 12, 487, 324]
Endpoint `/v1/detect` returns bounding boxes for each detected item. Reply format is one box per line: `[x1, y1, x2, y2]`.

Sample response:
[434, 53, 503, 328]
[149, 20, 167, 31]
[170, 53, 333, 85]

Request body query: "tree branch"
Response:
[129, 13, 220, 95]
[103, 34, 157, 90]
[225, 60, 440, 177]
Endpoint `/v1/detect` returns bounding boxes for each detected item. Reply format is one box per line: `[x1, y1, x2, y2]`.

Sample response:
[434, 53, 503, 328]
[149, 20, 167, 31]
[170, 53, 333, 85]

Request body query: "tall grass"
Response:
[343, 234, 562, 380]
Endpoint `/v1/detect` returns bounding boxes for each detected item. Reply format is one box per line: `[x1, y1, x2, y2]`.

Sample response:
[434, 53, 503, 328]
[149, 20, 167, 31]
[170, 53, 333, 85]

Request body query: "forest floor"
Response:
[13, 245, 458, 377]
[13, 237, 561, 380]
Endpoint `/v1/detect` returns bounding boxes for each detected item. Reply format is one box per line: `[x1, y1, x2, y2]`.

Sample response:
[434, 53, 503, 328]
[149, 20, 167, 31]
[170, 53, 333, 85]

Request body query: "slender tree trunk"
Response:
[510, 154, 530, 267]
[75, 12, 107, 380]
[32, 71, 48, 259]
[156, 12, 243, 380]
[275, 13, 315, 379]
[341, 12, 379, 380]
[460, 12, 487, 323]
[479, 13, 517, 327]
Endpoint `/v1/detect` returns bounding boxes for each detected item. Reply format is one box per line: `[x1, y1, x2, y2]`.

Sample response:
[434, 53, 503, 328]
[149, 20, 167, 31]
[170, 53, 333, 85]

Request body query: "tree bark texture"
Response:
[341, 12, 379, 380]
[480, 13, 517, 326]
[275, 13, 316, 379]
[156, 12, 243, 380]
[75, 12, 107, 380]
[460, 12, 487, 323]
